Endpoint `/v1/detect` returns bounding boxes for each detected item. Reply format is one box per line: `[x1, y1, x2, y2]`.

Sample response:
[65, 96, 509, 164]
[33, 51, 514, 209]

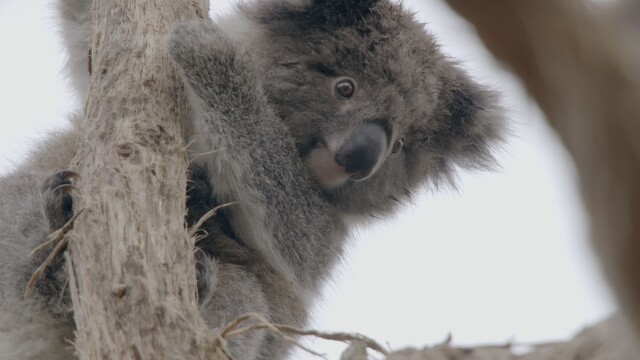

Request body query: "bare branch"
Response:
[66, 0, 219, 358]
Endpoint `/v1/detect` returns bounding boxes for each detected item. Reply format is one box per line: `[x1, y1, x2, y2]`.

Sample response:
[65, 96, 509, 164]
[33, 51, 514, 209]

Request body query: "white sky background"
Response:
[0, 0, 617, 359]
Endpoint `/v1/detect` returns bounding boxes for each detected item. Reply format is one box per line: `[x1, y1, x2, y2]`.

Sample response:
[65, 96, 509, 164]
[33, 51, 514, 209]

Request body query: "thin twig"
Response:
[187, 148, 225, 165]
[29, 209, 84, 256]
[24, 209, 83, 298]
[188, 202, 237, 238]
[25, 233, 70, 298]
[214, 312, 390, 359]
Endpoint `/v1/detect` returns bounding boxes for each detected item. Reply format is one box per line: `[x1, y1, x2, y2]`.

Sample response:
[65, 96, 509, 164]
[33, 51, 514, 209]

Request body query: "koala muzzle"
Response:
[334, 123, 387, 181]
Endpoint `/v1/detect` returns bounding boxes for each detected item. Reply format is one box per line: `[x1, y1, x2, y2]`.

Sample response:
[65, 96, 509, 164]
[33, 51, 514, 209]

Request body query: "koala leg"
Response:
[188, 170, 268, 360]
[195, 227, 308, 360]
[26, 170, 79, 311]
[197, 253, 269, 360]
[0, 170, 77, 360]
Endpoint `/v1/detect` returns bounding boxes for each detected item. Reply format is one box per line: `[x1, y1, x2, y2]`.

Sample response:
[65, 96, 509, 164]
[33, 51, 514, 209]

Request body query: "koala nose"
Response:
[334, 123, 387, 181]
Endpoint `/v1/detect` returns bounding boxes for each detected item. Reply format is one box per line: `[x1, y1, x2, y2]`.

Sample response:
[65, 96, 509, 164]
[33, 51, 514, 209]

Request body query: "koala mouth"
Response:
[306, 123, 388, 189]
[307, 145, 350, 189]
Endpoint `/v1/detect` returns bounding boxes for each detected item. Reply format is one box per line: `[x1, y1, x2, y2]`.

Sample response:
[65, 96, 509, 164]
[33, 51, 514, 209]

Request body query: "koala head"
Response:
[242, 0, 506, 218]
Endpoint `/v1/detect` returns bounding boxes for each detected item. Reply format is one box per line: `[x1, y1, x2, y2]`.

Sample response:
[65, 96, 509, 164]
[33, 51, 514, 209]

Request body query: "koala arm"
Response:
[0, 128, 80, 360]
[168, 21, 346, 295]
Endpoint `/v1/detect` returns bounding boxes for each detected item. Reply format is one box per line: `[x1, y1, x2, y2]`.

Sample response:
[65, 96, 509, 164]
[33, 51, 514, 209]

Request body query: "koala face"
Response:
[246, 0, 505, 217]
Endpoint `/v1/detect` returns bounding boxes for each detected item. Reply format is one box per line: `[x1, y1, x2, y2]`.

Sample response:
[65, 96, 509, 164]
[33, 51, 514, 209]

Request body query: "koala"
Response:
[0, 0, 506, 359]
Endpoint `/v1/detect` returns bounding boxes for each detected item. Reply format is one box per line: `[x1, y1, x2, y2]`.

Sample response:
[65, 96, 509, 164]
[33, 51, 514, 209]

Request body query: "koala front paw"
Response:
[42, 170, 79, 232]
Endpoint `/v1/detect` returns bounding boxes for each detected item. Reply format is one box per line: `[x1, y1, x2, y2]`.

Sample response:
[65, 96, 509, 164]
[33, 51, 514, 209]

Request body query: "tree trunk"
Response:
[66, 0, 217, 358]
[443, 0, 640, 334]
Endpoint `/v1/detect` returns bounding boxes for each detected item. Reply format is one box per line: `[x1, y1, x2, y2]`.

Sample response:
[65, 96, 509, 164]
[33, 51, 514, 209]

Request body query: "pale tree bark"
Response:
[66, 0, 219, 358]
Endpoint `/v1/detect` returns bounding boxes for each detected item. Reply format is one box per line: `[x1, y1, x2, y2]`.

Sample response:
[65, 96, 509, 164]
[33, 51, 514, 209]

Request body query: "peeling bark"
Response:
[67, 0, 217, 358]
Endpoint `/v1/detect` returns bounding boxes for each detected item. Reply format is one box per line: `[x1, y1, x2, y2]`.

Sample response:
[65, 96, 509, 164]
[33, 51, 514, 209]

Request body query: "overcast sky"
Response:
[0, 1, 616, 359]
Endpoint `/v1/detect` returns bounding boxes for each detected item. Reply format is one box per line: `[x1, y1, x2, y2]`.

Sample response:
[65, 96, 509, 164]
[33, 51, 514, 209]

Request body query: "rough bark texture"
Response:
[443, 0, 640, 334]
[67, 0, 216, 358]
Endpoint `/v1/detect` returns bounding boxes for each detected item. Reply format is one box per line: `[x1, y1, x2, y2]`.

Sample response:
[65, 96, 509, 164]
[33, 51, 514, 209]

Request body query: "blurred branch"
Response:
[443, 0, 640, 333]
[381, 316, 637, 359]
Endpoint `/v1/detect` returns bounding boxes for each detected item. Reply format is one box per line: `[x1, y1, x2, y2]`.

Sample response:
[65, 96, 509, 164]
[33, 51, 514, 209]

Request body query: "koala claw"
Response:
[56, 170, 80, 181]
[43, 170, 80, 232]
[194, 247, 212, 304]
[52, 183, 78, 195]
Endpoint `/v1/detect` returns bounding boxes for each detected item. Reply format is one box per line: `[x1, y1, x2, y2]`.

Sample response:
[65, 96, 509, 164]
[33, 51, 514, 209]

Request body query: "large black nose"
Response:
[334, 123, 387, 181]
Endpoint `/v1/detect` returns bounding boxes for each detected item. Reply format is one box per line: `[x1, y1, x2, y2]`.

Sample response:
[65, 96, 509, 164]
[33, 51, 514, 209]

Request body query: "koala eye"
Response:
[335, 79, 355, 99]
[391, 138, 404, 154]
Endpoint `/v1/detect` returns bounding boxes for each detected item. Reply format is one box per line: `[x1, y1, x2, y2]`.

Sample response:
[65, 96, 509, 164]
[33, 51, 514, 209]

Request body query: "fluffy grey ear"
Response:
[410, 69, 507, 186]
[249, 0, 383, 30]
[305, 0, 381, 27]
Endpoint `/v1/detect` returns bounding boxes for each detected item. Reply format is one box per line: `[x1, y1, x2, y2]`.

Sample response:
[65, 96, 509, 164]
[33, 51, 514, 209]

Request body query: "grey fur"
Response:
[0, 1, 506, 359]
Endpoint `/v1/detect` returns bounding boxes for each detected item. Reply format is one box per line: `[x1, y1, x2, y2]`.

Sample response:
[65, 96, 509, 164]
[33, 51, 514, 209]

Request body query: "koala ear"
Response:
[248, 0, 383, 31]
[248, 0, 382, 34]
[409, 68, 507, 187]
[305, 0, 381, 27]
